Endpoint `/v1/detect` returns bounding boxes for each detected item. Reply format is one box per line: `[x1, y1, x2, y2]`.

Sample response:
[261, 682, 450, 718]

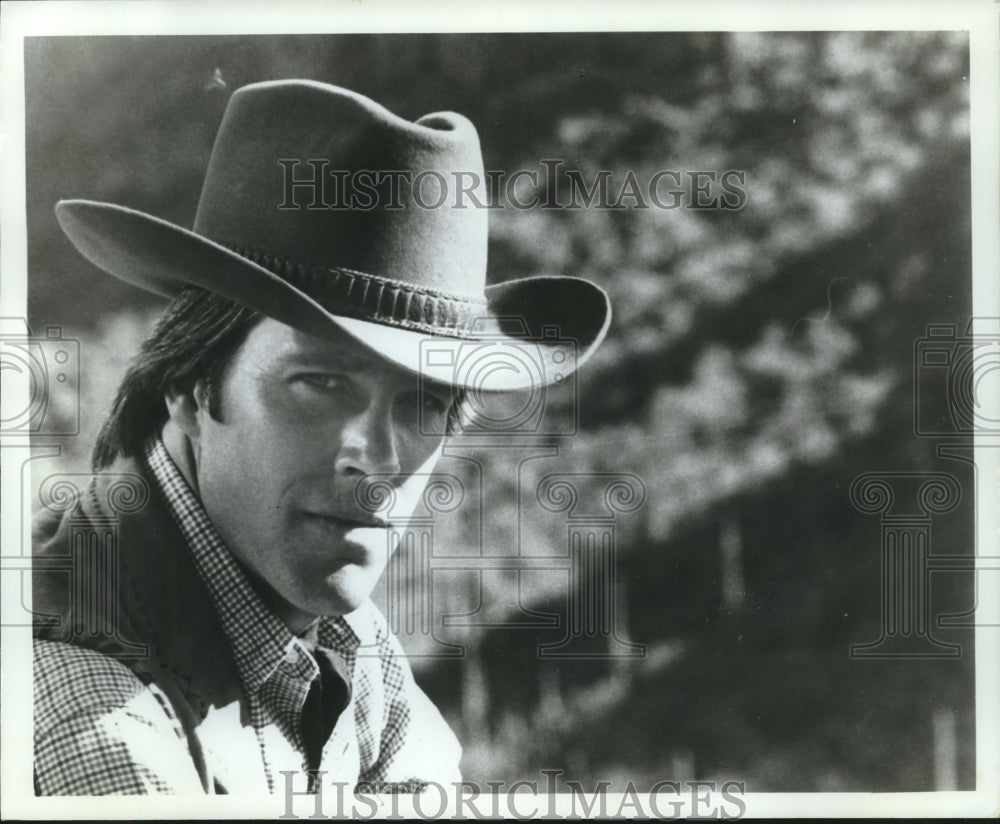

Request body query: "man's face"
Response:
[183, 318, 454, 622]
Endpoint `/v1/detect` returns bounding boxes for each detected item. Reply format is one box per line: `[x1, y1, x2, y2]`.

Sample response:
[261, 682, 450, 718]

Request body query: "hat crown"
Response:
[194, 80, 488, 299]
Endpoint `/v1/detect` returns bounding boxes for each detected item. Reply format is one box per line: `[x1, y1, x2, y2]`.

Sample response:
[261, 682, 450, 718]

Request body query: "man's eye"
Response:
[421, 392, 448, 417]
[419, 380, 457, 415]
[296, 373, 347, 393]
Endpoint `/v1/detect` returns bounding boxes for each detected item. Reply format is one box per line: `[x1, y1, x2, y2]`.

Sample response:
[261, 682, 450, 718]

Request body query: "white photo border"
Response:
[1, 0, 997, 818]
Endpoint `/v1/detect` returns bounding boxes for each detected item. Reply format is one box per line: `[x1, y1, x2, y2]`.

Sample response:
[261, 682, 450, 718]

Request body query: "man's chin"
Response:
[295, 566, 377, 617]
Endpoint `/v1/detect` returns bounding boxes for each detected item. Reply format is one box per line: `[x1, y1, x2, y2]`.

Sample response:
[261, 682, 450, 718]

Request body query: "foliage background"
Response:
[25, 32, 975, 792]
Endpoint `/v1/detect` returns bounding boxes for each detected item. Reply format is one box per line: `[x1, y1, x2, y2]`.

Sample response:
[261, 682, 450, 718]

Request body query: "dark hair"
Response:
[93, 287, 467, 470]
[92, 288, 262, 469]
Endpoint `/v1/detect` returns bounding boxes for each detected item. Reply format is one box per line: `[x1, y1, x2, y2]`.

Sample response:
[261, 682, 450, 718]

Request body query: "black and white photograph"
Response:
[1, 1, 997, 818]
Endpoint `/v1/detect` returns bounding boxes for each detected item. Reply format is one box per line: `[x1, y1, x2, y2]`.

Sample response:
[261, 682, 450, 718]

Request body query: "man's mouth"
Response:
[301, 511, 387, 530]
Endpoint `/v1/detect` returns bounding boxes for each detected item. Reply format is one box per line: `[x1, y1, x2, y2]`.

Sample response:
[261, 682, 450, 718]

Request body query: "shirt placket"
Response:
[262, 638, 321, 789]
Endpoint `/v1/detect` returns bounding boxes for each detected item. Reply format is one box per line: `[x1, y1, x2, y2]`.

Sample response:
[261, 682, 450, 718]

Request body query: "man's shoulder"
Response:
[31, 454, 155, 560]
[32, 639, 208, 795]
[33, 639, 150, 736]
[335, 602, 463, 785]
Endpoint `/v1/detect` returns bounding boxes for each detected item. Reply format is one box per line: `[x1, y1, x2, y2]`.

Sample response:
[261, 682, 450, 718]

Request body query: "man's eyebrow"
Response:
[275, 349, 371, 370]
[421, 375, 459, 399]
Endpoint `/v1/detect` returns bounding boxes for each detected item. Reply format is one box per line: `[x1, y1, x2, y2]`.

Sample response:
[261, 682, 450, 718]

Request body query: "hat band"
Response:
[220, 241, 490, 337]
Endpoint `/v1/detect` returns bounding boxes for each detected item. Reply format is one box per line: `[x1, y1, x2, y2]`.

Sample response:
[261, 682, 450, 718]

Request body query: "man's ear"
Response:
[164, 380, 211, 441]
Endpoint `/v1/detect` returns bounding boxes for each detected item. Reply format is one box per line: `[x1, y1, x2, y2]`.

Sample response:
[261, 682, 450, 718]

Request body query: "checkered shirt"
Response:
[32, 436, 461, 795]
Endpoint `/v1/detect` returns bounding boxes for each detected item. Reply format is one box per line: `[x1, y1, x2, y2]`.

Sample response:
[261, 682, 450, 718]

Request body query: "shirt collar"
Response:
[142, 435, 361, 694]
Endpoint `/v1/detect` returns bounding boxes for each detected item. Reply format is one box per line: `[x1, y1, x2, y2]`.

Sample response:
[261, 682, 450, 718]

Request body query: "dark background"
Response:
[25, 32, 975, 792]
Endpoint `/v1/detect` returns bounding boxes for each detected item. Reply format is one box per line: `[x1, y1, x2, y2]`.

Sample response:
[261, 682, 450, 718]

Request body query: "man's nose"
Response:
[333, 400, 402, 478]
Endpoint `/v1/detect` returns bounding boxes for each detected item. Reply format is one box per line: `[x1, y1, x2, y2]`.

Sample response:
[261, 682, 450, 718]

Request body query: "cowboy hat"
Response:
[55, 79, 610, 392]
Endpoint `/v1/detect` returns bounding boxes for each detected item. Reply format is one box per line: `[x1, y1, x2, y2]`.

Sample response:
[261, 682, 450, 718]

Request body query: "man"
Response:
[31, 79, 610, 795]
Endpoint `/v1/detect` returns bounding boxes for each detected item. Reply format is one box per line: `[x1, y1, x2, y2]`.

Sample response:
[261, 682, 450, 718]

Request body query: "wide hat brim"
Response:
[56, 199, 611, 392]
